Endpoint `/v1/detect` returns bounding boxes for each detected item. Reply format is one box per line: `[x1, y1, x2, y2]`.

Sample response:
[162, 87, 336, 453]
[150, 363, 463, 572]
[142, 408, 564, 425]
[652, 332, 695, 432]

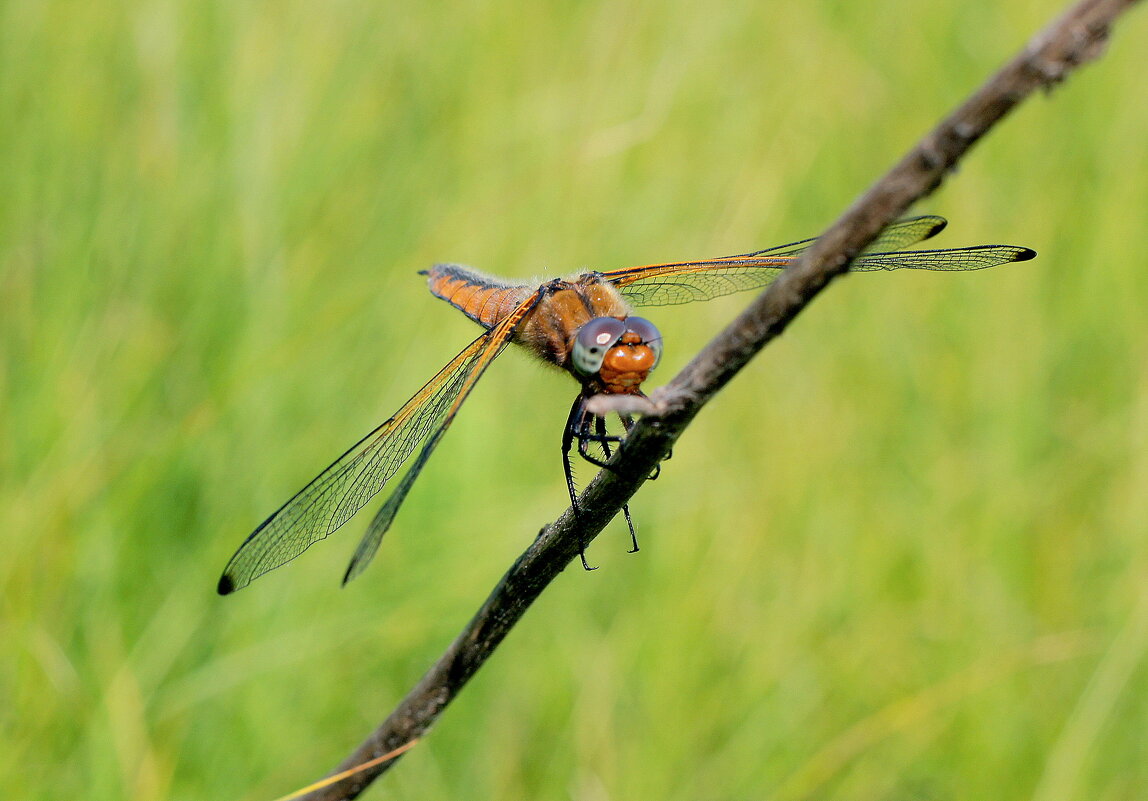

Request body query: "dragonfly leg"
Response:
[576, 408, 619, 469]
[577, 438, 615, 468]
[596, 414, 639, 554]
[562, 395, 597, 571]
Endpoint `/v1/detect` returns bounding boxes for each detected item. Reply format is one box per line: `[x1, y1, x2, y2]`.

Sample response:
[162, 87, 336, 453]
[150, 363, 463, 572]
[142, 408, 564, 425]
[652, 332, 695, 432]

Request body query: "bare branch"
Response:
[298, 1, 1140, 798]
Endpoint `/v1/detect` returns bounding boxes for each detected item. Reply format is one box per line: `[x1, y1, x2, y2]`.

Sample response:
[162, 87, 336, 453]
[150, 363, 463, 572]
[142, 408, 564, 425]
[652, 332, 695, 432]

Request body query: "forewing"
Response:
[219, 329, 501, 594]
[859, 215, 948, 254]
[724, 215, 948, 259]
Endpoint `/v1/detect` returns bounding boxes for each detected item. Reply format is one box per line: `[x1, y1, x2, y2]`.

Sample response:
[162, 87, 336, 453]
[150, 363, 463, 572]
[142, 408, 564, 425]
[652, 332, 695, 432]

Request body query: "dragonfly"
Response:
[217, 215, 1035, 594]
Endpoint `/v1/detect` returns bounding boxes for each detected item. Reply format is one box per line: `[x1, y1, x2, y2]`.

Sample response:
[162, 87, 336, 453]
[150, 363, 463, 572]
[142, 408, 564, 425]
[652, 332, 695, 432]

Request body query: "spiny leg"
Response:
[577, 412, 623, 469]
[595, 413, 639, 554]
[562, 395, 596, 571]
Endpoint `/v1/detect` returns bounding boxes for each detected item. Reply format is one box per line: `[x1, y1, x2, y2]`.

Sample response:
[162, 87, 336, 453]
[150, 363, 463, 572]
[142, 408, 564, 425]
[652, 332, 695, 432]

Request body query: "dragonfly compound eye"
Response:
[572, 317, 627, 376]
[624, 317, 662, 369]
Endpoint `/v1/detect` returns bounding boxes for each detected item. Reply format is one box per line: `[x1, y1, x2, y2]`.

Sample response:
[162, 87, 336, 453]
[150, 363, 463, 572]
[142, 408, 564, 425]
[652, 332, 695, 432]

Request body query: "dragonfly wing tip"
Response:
[341, 561, 361, 586]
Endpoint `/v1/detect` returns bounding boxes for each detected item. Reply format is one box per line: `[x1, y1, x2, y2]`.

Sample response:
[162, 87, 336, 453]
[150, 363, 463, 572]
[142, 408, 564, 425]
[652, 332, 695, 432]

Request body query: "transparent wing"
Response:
[339, 293, 544, 584]
[218, 309, 525, 594]
[607, 216, 1033, 307]
[726, 215, 949, 259]
[851, 245, 1035, 272]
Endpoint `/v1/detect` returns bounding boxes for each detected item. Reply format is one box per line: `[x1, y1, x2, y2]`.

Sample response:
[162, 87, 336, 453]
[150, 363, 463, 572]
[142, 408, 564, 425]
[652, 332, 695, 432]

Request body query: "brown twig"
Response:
[298, 1, 1140, 797]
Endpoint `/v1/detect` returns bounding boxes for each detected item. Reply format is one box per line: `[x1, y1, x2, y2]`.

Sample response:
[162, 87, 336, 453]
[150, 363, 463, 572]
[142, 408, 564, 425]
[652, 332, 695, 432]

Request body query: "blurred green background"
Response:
[3, 0, 1147, 798]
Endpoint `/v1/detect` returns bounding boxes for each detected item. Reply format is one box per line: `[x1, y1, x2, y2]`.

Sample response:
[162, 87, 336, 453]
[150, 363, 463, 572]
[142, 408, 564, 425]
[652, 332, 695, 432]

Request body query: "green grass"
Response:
[3, 0, 1148, 799]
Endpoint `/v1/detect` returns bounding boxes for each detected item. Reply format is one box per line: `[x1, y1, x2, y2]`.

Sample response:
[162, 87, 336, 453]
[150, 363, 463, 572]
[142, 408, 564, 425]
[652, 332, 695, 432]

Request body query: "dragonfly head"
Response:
[571, 316, 662, 394]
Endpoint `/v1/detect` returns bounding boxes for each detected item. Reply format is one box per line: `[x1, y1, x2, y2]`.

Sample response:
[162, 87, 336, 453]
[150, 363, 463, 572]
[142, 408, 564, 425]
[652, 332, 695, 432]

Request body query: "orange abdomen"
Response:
[423, 264, 535, 329]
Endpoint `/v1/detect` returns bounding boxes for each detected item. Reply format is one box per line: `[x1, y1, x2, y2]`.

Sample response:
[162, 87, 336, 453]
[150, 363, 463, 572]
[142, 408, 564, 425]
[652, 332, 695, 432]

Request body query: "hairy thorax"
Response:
[424, 265, 634, 376]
